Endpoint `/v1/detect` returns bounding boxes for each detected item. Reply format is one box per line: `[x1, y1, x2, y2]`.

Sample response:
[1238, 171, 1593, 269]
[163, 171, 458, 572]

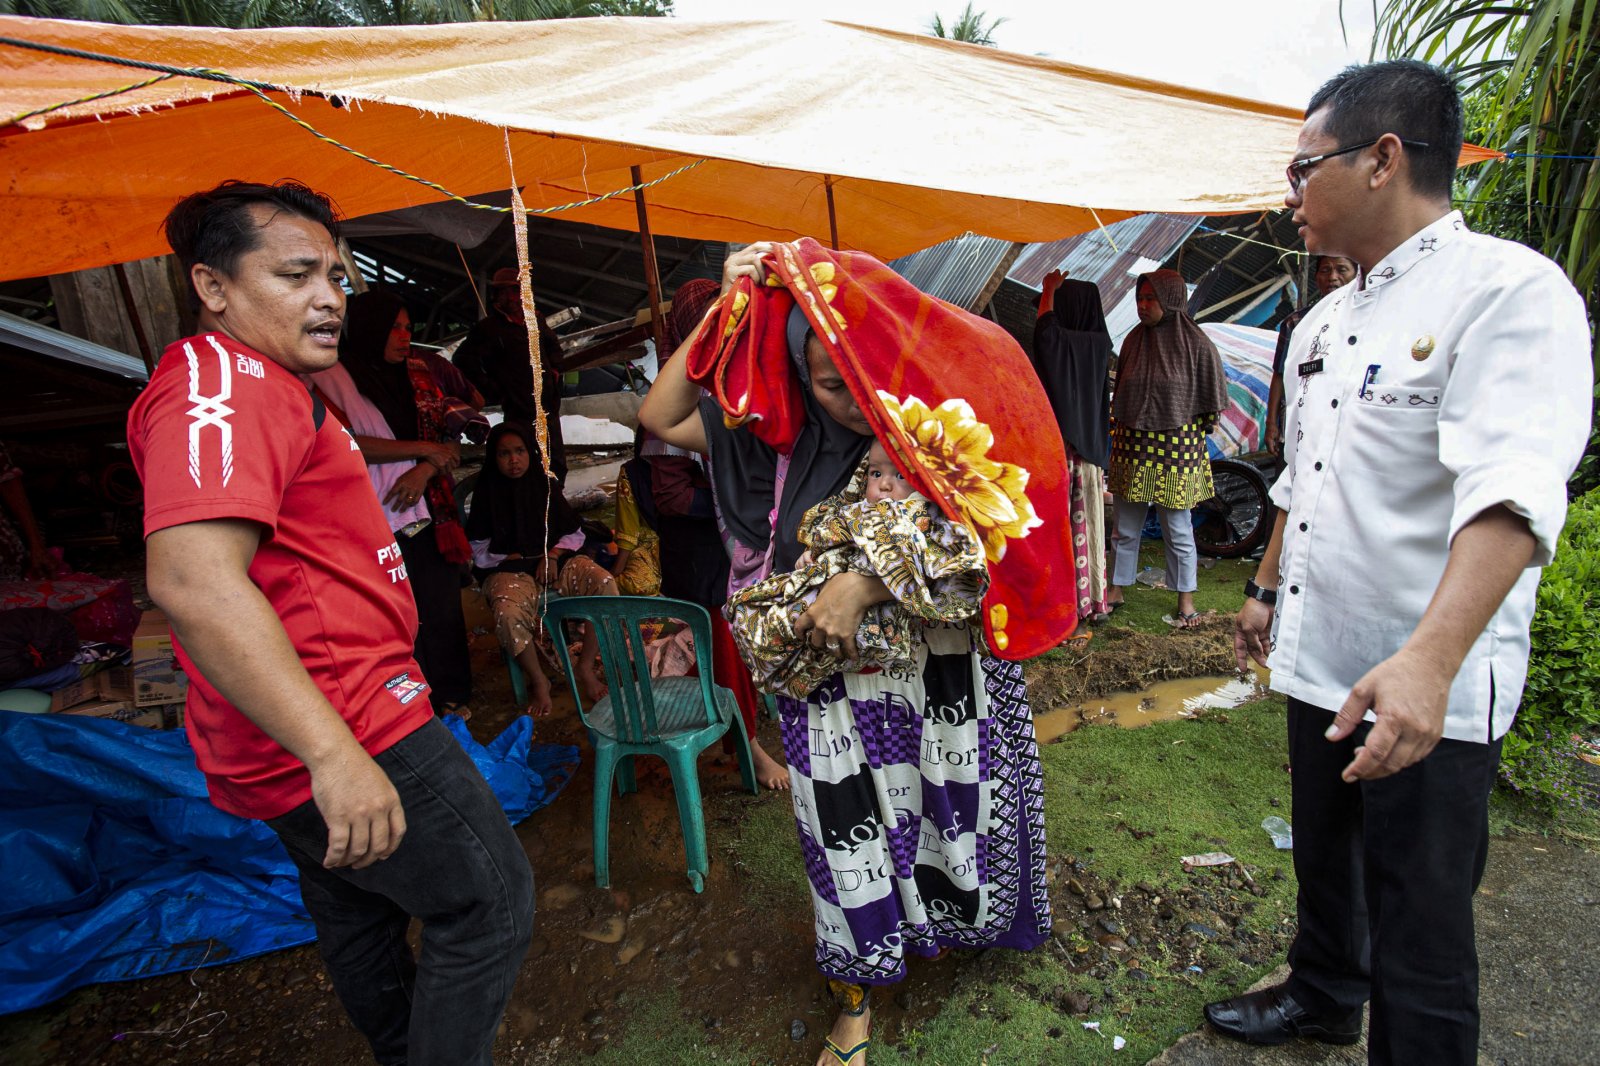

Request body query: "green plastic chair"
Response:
[542, 595, 758, 892]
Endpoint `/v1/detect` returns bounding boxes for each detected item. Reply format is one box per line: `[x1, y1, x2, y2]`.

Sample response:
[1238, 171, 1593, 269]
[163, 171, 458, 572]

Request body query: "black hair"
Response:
[163, 180, 341, 306]
[1305, 59, 1462, 200]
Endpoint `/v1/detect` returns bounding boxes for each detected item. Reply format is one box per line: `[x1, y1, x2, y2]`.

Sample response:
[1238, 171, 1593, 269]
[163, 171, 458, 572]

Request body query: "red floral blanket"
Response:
[686, 238, 1078, 660]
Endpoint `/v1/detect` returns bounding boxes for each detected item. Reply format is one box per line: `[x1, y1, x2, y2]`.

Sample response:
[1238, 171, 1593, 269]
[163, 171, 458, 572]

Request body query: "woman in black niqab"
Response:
[1033, 273, 1114, 623]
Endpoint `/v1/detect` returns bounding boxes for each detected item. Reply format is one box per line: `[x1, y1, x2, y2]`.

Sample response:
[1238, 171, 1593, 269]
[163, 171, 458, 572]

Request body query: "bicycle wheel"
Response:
[1194, 458, 1271, 558]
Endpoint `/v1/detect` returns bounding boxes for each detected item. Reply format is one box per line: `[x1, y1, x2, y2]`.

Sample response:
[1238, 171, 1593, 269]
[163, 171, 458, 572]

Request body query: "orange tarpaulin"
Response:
[0, 16, 1496, 282]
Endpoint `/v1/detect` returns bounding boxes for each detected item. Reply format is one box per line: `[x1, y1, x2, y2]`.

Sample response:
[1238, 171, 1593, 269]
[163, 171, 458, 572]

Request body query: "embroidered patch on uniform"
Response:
[385, 672, 428, 705]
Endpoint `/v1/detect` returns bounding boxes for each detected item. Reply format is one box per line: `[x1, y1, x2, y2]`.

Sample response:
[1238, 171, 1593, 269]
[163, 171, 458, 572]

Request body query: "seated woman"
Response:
[311, 291, 479, 714]
[727, 437, 988, 699]
[467, 421, 615, 717]
[611, 433, 663, 597]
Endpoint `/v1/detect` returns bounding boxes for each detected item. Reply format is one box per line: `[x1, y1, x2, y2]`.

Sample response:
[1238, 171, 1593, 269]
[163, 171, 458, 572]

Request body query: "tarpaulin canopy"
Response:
[0, 15, 1316, 281]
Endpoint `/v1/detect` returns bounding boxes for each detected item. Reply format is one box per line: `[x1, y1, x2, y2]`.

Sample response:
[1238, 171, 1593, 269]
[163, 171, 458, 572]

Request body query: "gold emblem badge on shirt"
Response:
[1410, 335, 1436, 361]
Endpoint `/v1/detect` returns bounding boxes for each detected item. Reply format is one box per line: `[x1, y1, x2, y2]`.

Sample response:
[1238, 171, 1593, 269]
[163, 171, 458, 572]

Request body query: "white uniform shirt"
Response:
[1269, 211, 1592, 743]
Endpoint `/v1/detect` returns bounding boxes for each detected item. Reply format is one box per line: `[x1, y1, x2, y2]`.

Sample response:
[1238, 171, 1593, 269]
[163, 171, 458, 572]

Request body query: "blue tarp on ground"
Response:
[0, 710, 577, 1014]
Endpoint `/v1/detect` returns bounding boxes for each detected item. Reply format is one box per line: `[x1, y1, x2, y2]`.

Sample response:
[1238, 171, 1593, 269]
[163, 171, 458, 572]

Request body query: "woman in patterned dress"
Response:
[640, 244, 1051, 1066]
[1103, 270, 1228, 628]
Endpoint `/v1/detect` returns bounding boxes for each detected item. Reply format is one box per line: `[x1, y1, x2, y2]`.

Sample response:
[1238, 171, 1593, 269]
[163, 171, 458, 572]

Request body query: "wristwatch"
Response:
[1243, 578, 1279, 606]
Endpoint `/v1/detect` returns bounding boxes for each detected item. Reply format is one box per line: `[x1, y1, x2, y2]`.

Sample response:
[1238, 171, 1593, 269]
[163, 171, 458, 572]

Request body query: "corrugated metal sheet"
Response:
[1009, 213, 1202, 318]
[888, 234, 1016, 309]
[0, 310, 146, 381]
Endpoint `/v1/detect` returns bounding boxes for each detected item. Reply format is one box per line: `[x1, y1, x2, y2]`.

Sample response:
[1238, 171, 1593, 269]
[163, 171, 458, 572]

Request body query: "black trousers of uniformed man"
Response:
[1283, 698, 1501, 1066]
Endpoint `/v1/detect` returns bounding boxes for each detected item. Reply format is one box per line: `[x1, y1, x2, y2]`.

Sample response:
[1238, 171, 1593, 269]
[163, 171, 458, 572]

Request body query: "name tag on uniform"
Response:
[1297, 358, 1324, 378]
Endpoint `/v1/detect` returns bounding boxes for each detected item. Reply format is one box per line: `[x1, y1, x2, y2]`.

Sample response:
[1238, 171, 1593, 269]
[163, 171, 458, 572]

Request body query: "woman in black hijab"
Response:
[466, 421, 616, 717]
[316, 291, 474, 713]
[1034, 271, 1114, 623]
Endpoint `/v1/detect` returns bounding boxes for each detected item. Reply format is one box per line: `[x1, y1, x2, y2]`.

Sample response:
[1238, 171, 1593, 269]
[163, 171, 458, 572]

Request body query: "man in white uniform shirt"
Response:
[1203, 61, 1592, 1063]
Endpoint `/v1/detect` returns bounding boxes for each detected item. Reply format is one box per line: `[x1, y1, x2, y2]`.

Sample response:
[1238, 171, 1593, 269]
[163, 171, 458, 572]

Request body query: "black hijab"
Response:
[465, 421, 581, 557]
[1031, 279, 1113, 468]
[340, 290, 418, 440]
[704, 304, 871, 571]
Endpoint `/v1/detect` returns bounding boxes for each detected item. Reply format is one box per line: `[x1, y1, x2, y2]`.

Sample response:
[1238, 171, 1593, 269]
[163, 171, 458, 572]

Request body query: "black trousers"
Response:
[397, 525, 472, 706]
[269, 719, 534, 1066]
[1283, 698, 1501, 1065]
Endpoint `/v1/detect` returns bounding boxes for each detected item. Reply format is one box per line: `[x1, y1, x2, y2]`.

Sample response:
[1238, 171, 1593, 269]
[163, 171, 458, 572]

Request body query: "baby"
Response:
[726, 438, 989, 699]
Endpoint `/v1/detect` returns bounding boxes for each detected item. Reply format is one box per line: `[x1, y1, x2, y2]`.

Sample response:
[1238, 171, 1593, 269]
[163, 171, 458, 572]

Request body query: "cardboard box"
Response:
[58, 695, 182, 730]
[50, 666, 134, 713]
[132, 609, 188, 707]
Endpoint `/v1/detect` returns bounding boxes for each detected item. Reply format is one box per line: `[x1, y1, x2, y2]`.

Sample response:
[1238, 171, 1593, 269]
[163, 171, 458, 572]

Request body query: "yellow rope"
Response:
[231, 81, 707, 216]
[0, 35, 708, 217]
[6, 72, 177, 127]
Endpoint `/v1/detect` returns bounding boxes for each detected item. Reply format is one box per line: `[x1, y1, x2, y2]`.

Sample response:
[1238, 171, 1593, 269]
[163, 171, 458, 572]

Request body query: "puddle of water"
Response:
[1035, 669, 1269, 745]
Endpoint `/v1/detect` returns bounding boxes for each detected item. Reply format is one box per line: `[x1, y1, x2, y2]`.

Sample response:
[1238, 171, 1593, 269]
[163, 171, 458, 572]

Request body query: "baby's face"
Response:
[864, 441, 912, 503]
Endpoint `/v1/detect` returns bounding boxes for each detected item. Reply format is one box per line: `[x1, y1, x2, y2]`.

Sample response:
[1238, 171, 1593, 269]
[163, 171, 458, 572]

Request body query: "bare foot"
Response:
[578, 665, 608, 705]
[524, 671, 555, 717]
[752, 740, 791, 790]
[816, 1005, 869, 1066]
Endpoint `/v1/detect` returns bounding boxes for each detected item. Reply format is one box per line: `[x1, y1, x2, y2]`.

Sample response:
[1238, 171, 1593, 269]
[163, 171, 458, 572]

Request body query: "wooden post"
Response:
[824, 175, 840, 250]
[631, 165, 666, 358]
[111, 262, 156, 378]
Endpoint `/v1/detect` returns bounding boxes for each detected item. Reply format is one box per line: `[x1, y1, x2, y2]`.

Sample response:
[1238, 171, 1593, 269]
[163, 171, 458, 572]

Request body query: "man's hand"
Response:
[1234, 598, 1274, 672]
[307, 742, 408, 869]
[1326, 649, 1451, 782]
[420, 441, 461, 473]
[383, 464, 433, 509]
[794, 572, 891, 661]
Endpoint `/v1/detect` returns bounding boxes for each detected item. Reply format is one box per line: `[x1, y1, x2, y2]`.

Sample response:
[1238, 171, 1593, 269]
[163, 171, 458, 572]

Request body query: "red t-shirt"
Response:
[128, 332, 432, 820]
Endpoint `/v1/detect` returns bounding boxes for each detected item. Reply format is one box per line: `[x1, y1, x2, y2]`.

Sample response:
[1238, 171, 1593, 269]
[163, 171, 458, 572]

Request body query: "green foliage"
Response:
[927, 2, 1006, 45]
[1570, 384, 1600, 498]
[1374, 0, 1600, 377]
[1502, 489, 1600, 811]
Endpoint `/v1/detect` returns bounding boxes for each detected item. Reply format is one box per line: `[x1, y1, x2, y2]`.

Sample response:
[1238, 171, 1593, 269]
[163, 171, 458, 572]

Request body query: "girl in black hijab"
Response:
[1034, 272, 1114, 623]
[466, 421, 616, 716]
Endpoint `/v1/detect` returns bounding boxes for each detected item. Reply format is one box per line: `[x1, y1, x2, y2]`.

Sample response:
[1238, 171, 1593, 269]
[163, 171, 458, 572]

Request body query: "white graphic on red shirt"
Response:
[183, 337, 237, 488]
[376, 541, 408, 583]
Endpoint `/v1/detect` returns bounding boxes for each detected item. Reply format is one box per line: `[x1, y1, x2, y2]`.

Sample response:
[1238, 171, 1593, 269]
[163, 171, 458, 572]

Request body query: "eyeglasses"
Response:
[1287, 137, 1430, 193]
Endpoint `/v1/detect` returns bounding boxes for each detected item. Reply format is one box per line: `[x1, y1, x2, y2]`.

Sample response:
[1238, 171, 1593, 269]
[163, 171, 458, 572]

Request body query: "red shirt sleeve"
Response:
[131, 335, 316, 538]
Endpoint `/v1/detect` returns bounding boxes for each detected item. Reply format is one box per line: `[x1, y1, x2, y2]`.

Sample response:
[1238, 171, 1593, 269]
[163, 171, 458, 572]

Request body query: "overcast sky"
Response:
[672, 0, 1378, 109]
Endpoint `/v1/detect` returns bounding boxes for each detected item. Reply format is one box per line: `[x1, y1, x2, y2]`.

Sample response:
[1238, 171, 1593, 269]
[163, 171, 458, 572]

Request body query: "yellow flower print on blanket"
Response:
[775, 246, 850, 341]
[877, 392, 1042, 563]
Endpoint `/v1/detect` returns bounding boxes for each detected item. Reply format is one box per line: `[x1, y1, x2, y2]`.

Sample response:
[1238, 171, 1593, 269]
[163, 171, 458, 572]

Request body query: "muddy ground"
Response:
[0, 593, 1267, 1066]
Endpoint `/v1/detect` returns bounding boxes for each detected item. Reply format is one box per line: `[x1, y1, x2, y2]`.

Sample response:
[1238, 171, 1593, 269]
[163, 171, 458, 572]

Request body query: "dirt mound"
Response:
[1025, 621, 1239, 709]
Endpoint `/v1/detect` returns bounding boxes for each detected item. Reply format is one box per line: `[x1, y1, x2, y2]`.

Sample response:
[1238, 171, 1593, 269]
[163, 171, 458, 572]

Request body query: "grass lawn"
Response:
[593, 697, 1300, 1065]
[1097, 543, 1261, 636]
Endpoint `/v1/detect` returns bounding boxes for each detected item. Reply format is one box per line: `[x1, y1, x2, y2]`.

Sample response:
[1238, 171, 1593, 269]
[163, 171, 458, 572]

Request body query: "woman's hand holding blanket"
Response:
[794, 572, 893, 661]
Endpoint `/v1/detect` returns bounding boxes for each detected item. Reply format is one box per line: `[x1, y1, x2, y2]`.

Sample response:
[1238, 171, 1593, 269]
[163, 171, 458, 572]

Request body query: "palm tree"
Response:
[1373, 1, 1598, 365]
[928, 2, 1007, 46]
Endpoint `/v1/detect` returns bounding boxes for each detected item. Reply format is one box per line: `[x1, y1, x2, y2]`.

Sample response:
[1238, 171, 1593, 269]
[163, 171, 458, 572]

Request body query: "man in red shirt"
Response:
[129, 180, 533, 1066]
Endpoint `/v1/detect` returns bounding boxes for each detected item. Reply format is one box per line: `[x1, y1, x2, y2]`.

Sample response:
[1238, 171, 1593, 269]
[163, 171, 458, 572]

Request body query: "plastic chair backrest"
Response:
[541, 595, 721, 744]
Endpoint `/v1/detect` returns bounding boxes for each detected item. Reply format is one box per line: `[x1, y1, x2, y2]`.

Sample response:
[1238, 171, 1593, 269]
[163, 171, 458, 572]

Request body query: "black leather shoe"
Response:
[1204, 983, 1363, 1046]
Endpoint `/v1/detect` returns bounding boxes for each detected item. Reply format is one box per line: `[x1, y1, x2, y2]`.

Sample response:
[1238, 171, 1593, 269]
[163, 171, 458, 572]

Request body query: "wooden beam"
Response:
[631, 165, 667, 359]
[824, 176, 840, 250]
[110, 262, 156, 377]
